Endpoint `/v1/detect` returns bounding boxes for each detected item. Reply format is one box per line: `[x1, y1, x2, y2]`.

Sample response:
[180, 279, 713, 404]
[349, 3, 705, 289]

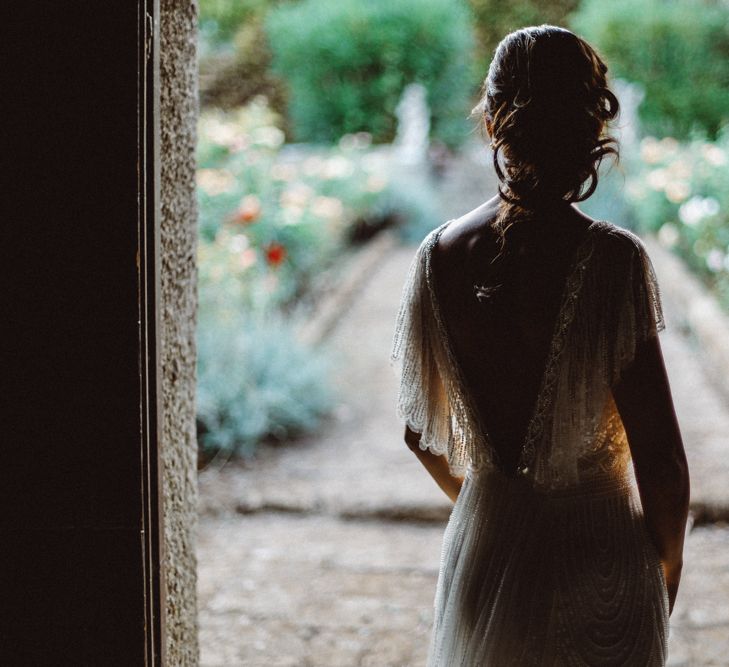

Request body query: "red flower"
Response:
[265, 242, 286, 266]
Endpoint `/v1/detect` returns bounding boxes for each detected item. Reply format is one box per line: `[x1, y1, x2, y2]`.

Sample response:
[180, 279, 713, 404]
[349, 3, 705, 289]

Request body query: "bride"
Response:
[391, 25, 690, 665]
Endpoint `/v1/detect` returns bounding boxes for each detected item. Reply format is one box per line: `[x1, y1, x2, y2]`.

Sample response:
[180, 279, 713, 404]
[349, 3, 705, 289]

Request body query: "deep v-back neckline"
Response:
[423, 217, 603, 476]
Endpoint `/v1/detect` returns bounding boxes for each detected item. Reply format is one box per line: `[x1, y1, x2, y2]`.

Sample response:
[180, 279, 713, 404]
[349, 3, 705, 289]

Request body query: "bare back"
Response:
[432, 198, 599, 472]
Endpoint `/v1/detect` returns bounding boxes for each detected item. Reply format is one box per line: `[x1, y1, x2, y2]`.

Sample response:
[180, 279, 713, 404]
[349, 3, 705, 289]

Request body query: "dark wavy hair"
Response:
[472, 25, 620, 255]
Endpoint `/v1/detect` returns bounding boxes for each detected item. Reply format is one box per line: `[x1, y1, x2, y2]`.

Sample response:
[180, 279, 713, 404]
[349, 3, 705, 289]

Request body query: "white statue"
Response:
[394, 83, 431, 166]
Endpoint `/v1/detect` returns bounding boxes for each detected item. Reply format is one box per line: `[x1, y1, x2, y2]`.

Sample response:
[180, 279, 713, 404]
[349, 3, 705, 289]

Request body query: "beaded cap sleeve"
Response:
[389, 221, 489, 476]
[609, 227, 666, 386]
[525, 222, 667, 486]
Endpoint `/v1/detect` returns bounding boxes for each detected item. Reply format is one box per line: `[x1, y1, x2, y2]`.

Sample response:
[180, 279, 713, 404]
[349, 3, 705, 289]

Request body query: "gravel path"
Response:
[198, 166, 729, 664]
[198, 514, 728, 666]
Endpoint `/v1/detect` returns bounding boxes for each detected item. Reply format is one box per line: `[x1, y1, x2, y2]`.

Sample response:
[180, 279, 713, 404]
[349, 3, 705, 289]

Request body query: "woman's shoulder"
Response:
[425, 202, 652, 267]
[430, 200, 502, 258]
[593, 220, 651, 265]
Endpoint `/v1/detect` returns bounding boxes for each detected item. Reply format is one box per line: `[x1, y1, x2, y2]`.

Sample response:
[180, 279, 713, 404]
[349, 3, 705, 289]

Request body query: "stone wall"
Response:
[160, 1, 199, 663]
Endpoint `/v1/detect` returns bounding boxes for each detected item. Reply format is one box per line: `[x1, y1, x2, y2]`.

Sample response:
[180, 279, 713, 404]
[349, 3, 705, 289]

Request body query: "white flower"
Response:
[658, 222, 680, 247]
[238, 248, 257, 270]
[646, 168, 669, 191]
[706, 249, 724, 272]
[280, 183, 314, 208]
[665, 180, 691, 203]
[251, 126, 285, 149]
[196, 168, 235, 195]
[201, 116, 240, 148]
[339, 132, 373, 151]
[667, 158, 692, 179]
[704, 197, 721, 216]
[701, 144, 727, 167]
[311, 196, 343, 220]
[679, 196, 720, 226]
[323, 155, 355, 179]
[640, 136, 663, 164]
[229, 234, 249, 253]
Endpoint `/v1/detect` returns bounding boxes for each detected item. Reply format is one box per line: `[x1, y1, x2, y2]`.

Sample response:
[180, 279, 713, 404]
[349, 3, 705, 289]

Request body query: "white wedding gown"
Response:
[390, 219, 669, 665]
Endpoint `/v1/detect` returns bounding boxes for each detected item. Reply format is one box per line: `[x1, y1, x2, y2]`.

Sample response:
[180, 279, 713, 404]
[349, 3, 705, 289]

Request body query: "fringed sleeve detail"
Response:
[610, 229, 666, 387]
[389, 225, 479, 477]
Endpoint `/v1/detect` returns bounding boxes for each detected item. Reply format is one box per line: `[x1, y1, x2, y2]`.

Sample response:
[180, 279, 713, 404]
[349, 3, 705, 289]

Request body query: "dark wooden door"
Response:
[2, 2, 163, 664]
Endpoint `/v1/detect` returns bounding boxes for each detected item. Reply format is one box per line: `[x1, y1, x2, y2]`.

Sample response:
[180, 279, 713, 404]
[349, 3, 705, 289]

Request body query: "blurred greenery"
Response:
[264, 0, 475, 146]
[623, 128, 729, 311]
[198, 0, 271, 53]
[195, 99, 439, 458]
[196, 307, 335, 457]
[470, 0, 579, 76]
[198, 0, 290, 113]
[195, 1, 729, 459]
[570, 0, 729, 140]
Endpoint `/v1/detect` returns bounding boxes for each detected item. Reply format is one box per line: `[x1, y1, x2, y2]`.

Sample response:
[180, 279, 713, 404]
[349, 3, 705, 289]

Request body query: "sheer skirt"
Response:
[427, 467, 669, 666]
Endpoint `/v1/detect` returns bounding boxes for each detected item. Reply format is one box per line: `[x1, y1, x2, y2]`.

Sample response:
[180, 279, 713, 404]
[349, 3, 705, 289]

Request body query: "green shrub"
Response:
[623, 128, 729, 311]
[199, 17, 289, 114]
[198, 0, 270, 52]
[570, 0, 729, 140]
[196, 307, 334, 457]
[265, 0, 475, 146]
[198, 0, 292, 114]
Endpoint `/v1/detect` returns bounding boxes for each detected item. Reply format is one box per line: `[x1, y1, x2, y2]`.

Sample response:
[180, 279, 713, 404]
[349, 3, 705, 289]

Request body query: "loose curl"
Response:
[472, 25, 620, 258]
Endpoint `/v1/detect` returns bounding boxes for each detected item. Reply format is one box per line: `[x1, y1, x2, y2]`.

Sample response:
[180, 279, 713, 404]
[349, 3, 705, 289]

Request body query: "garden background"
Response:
[194, 1, 729, 664]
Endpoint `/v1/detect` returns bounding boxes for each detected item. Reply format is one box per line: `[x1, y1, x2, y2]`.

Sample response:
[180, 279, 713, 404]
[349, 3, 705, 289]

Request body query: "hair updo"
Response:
[472, 25, 620, 252]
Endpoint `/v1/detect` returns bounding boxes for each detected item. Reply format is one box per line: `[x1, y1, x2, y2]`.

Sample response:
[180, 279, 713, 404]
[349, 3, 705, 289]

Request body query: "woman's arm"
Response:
[612, 334, 690, 616]
[404, 425, 464, 502]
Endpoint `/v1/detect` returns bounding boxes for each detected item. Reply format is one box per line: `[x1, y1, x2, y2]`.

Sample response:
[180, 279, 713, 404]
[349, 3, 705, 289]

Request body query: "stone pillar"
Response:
[160, 1, 200, 663]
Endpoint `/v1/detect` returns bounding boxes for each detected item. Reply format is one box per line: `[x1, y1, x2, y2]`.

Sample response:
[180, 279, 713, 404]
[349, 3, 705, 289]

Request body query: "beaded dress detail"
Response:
[390, 218, 669, 665]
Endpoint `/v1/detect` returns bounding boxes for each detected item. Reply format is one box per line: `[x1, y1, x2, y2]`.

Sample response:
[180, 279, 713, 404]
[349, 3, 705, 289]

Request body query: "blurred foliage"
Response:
[196, 307, 334, 458]
[571, 159, 634, 233]
[468, 0, 579, 77]
[199, 16, 289, 115]
[264, 0, 475, 147]
[196, 98, 439, 457]
[196, 98, 432, 306]
[198, 0, 291, 113]
[198, 0, 271, 53]
[570, 0, 729, 140]
[623, 128, 729, 311]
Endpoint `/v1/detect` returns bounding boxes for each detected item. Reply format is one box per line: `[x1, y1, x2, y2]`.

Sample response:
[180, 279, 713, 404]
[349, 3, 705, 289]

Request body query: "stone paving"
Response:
[198, 230, 729, 665]
[199, 515, 728, 666]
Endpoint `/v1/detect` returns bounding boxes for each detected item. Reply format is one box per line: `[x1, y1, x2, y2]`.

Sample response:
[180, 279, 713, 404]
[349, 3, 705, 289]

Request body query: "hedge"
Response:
[265, 0, 475, 146]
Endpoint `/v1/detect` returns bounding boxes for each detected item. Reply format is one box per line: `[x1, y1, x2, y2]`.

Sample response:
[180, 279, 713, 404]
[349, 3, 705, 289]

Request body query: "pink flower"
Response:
[233, 195, 261, 224]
